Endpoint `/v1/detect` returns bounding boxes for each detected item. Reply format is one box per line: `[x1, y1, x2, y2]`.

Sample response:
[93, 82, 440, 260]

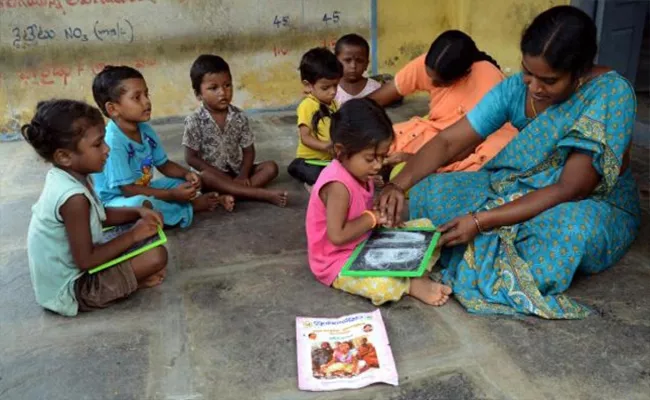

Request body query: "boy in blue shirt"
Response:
[92, 66, 234, 227]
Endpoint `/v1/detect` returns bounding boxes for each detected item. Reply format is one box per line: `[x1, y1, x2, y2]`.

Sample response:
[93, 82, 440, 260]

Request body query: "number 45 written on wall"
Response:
[322, 11, 341, 24]
[273, 15, 289, 28]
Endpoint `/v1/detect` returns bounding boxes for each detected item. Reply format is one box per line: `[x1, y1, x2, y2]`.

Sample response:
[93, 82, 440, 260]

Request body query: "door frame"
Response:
[572, 0, 649, 147]
[571, 0, 648, 76]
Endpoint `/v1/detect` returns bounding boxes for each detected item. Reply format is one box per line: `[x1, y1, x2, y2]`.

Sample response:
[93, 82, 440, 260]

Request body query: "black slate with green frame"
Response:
[340, 227, 440, 278]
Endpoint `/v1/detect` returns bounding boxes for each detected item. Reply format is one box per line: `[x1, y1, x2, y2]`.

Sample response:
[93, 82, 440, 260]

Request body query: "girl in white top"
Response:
[334, 34, 382, 106]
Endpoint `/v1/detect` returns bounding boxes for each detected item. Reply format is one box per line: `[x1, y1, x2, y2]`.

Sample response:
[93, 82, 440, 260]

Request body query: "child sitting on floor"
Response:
[24, 100, 168, 317]
[288, 47, 343, 190]
[334, 34, 381, 106]
[183, 54, 287, 207]
[91, 66, 230, 228]
[305, 98, 452, 306]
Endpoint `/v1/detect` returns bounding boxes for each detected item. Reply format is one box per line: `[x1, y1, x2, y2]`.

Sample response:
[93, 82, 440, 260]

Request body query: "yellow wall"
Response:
[0, 0, 567, 135]
[377, 0, 568, 75]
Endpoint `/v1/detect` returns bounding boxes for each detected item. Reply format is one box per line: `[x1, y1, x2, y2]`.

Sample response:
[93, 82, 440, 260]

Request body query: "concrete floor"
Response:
[1, 98, 649, 400]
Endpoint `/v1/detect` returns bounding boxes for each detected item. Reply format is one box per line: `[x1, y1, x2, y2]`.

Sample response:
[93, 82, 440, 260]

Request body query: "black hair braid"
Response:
[475, 50, 501, 70]
[311, 103, 332, 139]
[425, 30, 503, 83]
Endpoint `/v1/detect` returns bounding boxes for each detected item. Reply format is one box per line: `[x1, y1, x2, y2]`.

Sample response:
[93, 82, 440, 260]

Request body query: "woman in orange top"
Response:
[357, 338, 379, 370]
[370, 30, 517, 172]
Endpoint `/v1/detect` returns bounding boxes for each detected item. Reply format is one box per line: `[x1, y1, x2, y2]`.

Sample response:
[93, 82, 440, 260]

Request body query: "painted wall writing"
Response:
[0, 0, 154, 14]
[10, 19, 134, 49]
[0, 0, 371, 133]
[269, 11, 342, 57]
[1, 0, 568, 135]
[13, 58, 156, 87]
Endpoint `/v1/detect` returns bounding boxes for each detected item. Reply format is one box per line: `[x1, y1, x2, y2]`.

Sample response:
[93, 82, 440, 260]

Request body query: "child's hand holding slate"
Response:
[369, 209, 388, 228]
[138, 207, 164, 227]
[130, 218, 159, 242]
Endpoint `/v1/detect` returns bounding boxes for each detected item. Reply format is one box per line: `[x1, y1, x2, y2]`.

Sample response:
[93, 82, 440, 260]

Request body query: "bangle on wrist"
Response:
[362, 210, 377, 229]
[470, 212, 485, 234]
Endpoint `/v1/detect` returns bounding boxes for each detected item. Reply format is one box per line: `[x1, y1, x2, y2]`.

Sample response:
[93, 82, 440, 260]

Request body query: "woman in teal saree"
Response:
[377, 6, 641, 319]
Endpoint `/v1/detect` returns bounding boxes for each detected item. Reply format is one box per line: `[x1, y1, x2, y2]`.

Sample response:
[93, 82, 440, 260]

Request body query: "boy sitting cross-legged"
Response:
[183, 54, 288, 208]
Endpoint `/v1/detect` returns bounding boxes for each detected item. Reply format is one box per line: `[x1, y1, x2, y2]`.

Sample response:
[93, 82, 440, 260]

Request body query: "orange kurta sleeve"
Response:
[394, 54, 430, 97]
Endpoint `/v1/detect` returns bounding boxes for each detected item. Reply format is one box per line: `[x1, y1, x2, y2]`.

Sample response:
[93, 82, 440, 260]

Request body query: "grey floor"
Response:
[1, 98, 648, 400]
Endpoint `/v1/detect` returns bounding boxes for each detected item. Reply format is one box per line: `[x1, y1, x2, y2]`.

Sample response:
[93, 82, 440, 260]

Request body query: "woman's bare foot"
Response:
[191, 192, 220, 212]
[139, 267, 166, 288]
[409, 277, 452, 306]
[217, 194, 236, 212]
[262, 190, 289, 207]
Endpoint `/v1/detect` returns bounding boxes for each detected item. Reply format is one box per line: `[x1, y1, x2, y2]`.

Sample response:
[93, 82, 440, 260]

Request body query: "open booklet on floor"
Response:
[296, 309, 398, 391]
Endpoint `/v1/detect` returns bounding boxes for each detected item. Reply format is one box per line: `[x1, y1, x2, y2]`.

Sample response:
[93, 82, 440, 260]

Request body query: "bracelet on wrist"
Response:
[362, 210, 378, 229]
[470, 212, 485, 234]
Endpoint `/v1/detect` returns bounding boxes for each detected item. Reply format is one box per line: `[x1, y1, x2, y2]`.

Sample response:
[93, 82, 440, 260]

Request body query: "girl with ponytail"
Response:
[424, 30, 501, 84]
[305, 98, 452, 306]
[23, 99, 168, 316]
[370, 30, 518, 174]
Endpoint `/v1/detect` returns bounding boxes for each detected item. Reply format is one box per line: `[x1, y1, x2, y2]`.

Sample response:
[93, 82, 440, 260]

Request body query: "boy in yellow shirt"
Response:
[288, 47, 343, 190]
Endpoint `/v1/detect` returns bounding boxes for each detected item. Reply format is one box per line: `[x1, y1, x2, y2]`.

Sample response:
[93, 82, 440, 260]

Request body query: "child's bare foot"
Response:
[304, 183, 313, 193]
[139, 267, 166, 288]
[217, 194, 236, 212]
[191, 192, 220, 212]
[409, 277, 452, 306]
[263, 190, 289, 207]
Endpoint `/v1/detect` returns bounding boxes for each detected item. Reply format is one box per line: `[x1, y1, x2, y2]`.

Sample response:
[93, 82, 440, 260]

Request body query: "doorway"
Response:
[635, 16, 650, 125]
[573, 0, 650, 144]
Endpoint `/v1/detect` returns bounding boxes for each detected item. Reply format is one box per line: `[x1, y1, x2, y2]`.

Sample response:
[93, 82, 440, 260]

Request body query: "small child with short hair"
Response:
[288, 47, 343, 189]
[183, 54, 287, 207]
[91, 66, 229, 228]
[23, 99, 168, 316]
[306, 98, 452, 306]
[334, 34, 381, 106]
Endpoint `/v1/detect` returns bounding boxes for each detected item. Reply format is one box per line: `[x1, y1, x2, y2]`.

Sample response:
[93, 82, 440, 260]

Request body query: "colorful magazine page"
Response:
[296, 309, 398, 391]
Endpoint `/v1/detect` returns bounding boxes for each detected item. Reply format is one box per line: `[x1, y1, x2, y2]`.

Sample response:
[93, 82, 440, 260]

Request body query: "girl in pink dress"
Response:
[305, 98, 452, 306]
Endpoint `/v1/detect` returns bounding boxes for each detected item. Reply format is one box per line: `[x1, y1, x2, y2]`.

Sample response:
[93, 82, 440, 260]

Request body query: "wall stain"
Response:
[237, 60, 300, 108]
[398, 42, 426, 61]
